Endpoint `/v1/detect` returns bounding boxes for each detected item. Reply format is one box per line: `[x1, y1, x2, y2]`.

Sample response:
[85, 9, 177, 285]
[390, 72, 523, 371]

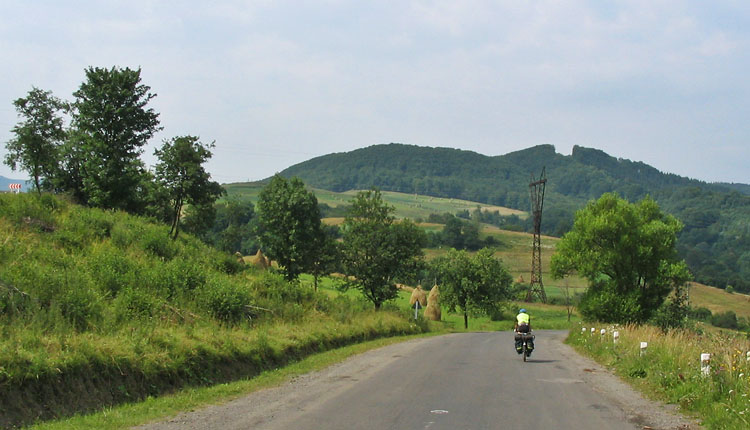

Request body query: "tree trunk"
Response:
[464, 311, 468, 329]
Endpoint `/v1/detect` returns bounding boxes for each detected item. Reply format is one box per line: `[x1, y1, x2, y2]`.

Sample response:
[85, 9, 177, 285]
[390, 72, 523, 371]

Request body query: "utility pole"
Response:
[526, 167, 547, 303]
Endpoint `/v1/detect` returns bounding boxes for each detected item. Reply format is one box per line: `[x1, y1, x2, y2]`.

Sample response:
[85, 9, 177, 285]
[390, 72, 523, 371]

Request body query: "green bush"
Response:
[577, 280, 642, 323]
[87, 244, 137, 296]
[214, 252, 245, 274]
[199, 277, 253, 323]
[57, 285, 102, 331]
[711, 310, 738, 329]
[114, 287, 158, 321]
[148, 257, 207, 299]
[141, 228, 177, 260]
[688, 306, 712, 321]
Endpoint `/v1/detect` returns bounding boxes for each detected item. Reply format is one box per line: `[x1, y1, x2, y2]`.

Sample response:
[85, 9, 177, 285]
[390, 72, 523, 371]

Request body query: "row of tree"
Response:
[4, 67, 224, 239]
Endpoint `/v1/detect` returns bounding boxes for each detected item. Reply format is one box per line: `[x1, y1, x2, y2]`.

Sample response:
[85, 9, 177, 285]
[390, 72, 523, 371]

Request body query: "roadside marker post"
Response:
[701, 353, 711, 377]
[640, 342, 647, 357]
[613, 331, 619, 344]
[590, 327, 595, 335]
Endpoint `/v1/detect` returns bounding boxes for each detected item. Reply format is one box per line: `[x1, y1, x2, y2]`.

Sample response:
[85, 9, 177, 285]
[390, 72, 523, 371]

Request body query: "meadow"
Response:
[568, 323, 750, 429]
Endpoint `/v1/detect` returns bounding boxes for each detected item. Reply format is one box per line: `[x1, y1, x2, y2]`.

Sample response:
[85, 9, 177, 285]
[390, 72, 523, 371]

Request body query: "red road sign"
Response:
[8, 183, 21, 190]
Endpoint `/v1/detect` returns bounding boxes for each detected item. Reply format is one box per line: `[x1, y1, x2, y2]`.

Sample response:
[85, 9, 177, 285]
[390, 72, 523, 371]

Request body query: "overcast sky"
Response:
[1, 1, 748, 184]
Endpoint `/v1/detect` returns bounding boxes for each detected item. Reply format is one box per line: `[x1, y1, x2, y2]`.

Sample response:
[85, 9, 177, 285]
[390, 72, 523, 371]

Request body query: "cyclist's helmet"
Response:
[519, 309, 527, 313]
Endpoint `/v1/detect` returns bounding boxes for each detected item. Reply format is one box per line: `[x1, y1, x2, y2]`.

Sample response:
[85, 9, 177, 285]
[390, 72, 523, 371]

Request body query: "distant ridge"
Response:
[278, 143, 750, 292]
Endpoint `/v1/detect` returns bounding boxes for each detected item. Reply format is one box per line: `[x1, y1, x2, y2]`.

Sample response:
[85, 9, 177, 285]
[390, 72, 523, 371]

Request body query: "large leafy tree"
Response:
[430, 248, 513, 329]
[4, 87, 67, 194]
[70, 66, 161, 212]
[256, 175, 325, 281]
[551, 193, 690, 323]
[154, 136, 225, 240]
[340, 189, 426, 309]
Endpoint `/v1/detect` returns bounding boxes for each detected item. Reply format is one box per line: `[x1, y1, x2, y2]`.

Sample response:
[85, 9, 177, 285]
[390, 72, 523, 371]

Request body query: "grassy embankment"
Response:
[0, 194, 429, 429]
[568, 322, 750, 429]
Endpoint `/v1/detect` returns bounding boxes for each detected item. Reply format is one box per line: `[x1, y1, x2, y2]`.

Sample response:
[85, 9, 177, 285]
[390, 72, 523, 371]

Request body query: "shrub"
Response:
[577, 280, 642, 323]
[57, 285, 102, 331]
[114, 287, 158, 321]
[688, 306, 712, 321]
[199, 277, 253, 323]
[87, 244, 136, 296]
[214, 252, 245, 274]
[711, 311, 739, 329]
[148, 257, 207, 299]
[141, 228, 177, 260]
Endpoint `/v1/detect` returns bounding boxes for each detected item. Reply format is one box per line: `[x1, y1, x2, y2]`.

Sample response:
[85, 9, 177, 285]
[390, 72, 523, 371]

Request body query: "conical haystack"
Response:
[252, 249, 269, 270]
[409, 285, 427, 308]
[234, 251, 246, 264]
[424, 284, 441, 321]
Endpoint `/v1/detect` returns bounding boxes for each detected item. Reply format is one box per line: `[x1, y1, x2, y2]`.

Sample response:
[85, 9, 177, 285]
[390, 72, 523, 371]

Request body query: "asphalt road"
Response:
[137, 330, 698, 430]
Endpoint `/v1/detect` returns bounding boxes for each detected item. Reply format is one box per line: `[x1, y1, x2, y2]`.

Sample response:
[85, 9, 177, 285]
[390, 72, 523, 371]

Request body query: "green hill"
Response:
[275, 143, 750, 292]
[0, 193, 424, 428]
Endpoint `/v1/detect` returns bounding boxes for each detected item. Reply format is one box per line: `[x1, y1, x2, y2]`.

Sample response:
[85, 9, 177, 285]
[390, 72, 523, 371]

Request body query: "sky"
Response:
[1, 0, 748, 185]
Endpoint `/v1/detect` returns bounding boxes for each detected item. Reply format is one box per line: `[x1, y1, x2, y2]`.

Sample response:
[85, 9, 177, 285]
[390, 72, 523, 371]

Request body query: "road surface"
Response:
[136, 330, 698, 430]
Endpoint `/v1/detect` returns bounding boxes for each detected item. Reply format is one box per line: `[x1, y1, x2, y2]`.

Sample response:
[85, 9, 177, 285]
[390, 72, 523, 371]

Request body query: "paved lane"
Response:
[137, 331, 697, 430]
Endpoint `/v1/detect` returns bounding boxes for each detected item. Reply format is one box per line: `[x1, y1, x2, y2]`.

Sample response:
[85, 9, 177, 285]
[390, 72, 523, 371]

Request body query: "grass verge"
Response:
[567, 323, 750, 429]
[27, 332, 441, 430]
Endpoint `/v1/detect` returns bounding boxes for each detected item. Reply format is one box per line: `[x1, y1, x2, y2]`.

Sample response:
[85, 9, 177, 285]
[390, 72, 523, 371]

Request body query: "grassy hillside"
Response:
[275, 143, 750, 292]
[224, 182, 526, 220]
[0, 194, 427, 428]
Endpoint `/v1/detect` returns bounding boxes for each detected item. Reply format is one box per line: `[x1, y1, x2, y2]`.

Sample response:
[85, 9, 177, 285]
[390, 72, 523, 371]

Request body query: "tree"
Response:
[340, 189, 426, 309]
[256, 175, 324, 281]
[551, 193, 691, 323]
[154, 136, 224, 240]
[4, 87, 67, 194]
[430, 248, 513, 329]
[70, 66, 161, 212]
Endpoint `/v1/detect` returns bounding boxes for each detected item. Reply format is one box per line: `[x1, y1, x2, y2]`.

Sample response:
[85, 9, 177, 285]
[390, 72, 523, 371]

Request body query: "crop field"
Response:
[688, 282, 750, 319]
[223, 182, 526, 220]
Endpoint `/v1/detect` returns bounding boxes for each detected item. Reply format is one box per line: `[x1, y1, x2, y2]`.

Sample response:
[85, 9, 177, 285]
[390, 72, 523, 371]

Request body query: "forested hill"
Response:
[279, 143, 750, 292]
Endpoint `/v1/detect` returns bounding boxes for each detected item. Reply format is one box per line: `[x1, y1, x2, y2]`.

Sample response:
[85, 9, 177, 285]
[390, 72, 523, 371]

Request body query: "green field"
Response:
[224, 182, 526, 220]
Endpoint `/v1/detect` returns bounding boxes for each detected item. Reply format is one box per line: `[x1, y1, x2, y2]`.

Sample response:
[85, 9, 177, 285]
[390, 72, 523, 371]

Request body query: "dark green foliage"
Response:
[4, 87, 67, 194]
[256, 175, 327, 281]
[689, 306, 713, 322]
[651, 285, 690, 331]
[114, 287, 158, 321]
[340, 189, 427, 309]
[140, 227, 178, 260]
[68, 66, 161, 213]
[552, 193, 691, 323]
[711, 311, 739, 330]
[58, 285, 102, 331]
[279, 142, 750, 292]
[429, 247, 513, 328]
[199, 277, 252, 323]
[153, 135, 225, 239]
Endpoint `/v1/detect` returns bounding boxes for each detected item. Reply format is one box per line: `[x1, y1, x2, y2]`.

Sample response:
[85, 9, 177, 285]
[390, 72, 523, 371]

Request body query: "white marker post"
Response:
[746, 351, 750, 362]
[701, 353, 711, 377]
[613, 331, 620, 344]
[591, 327, 595, 335]
[414, 301, 420, 320]
[600, 328, 606, 337]
[640, 342, 648, 357]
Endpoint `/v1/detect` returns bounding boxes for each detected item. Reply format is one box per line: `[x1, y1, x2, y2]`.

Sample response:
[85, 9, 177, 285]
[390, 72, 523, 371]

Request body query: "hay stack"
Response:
[396, 283, 415, 293]
[234, 252, 245, 264]
[424, 284, 441, 321]
[409, 285, 427, 308]
[252, 249, 269, 270]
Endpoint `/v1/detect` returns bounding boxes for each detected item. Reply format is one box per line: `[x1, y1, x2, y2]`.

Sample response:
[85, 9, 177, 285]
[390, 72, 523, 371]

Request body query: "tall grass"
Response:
[568, 323, 750, 429]
[0, 193, 428, 428]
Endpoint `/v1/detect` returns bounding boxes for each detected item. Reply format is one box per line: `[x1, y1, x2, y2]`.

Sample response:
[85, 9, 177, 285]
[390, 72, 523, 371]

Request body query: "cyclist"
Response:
[514, 309, 534, 355]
